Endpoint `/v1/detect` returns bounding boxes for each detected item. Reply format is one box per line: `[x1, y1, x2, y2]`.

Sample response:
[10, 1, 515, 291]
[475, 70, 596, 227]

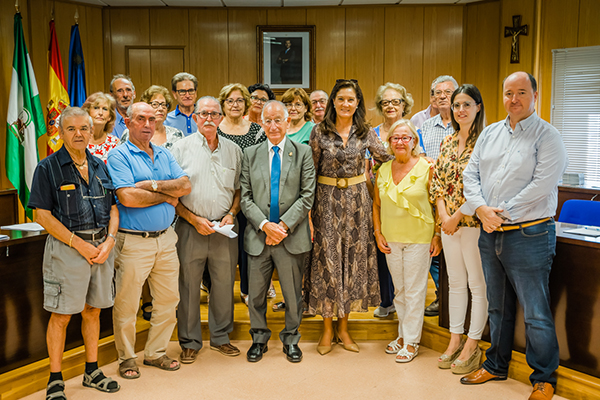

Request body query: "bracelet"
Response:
[69, 232, 75, 248]
[107, 233, 116, 241]
[435, 232, 441, 237]
[374, 229, 380, 234]
[228, 211, 235, 217]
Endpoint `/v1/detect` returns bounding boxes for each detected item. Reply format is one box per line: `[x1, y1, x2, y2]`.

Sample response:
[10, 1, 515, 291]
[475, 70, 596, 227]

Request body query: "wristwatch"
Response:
[228, 211, 235, 217]
[151, 179, 158, 192]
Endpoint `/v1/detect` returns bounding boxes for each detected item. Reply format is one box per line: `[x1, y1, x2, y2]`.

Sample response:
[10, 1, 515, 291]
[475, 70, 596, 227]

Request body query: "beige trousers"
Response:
[113, 227, 180, 363]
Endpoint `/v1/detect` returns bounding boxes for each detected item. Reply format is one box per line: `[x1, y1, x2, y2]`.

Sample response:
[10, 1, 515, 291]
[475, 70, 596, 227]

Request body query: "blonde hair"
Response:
[386, 119, 420, 157]
[281, 87, 313, 121]
[374, 83, 414, 117]
[140, 85, 175, 112]
[218, 83, 252, 116]
[81, 92, 117, 134]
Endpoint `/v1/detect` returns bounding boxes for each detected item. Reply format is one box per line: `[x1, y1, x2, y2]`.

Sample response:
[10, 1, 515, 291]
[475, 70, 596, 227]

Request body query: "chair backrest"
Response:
[558, 199, 600, 227]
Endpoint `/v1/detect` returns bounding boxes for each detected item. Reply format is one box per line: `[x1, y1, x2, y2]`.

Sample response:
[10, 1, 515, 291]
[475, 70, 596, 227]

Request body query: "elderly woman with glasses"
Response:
[246, 83, 276, 125]
[282, 87, 314, 145]
[120, 85, 184, 151]
[373, 119, 441, 363]
[217, 83, 267, 305]
[81, 92, 119, 163]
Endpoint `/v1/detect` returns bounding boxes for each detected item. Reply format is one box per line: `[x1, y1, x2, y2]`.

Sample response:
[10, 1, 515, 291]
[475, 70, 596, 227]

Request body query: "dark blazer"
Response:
[240, 138, 316, 256]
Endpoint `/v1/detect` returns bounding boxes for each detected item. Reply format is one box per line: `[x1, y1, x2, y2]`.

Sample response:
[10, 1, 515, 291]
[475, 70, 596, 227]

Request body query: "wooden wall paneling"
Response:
[189, 9, 229, 97]
[422, 6, 464, 98]
[345, 7, 385, 124]
[150, 48, 185, 93]
[83, 6, 105, 94]
[109, 8, 150, 80]
[383, 6, 425, 117]
[577, 0, 600, 47]
[306, 7, 346, 95]
[464, 1, 501, 123]
[538, 0, 580, 122]
[150, 8, 189, 73]
[267, 8, 307, 26]
[102, 8, 112, 91]
[127, 48, 152, 96]
[228, 9, 267, 87]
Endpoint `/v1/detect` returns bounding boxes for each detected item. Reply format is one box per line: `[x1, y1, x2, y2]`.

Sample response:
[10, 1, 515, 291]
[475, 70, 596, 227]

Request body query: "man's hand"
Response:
[194, 217, 215, 236]
[74, 238, 101, 265]
[220, 213, 234, 227]
[263, 222, 287, 245]
[476, 205, 505, 233]
[91, 236, 115, 264]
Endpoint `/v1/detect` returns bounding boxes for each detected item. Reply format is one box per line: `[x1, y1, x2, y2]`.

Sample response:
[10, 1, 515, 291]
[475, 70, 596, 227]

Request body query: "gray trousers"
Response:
[248, 243, 306, 345]
[176, 218, 237, 350]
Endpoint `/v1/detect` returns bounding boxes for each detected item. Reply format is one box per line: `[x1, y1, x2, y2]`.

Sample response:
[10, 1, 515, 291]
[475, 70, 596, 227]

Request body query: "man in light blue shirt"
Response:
[109, 74, 136, 139]
[107, 102, 191, 379]
[460, 72, 568, 400]
[165, 72, 198, 136]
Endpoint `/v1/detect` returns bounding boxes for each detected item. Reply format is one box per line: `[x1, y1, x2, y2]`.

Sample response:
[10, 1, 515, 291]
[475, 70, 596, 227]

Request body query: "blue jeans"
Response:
[479, 220, 559, 385]
[429, 254, 440, 291]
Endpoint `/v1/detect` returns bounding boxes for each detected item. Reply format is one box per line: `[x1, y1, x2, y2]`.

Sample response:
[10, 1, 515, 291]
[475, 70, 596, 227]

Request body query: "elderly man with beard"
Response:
[310, 90, 328, 124]
[171, 97, 243, 363]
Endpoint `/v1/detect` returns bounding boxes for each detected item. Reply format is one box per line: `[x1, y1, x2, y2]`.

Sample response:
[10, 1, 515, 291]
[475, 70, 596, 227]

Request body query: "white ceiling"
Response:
[74, 0, 483, 7]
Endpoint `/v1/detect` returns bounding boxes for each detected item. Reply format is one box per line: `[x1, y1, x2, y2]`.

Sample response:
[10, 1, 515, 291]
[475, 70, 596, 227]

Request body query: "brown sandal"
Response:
[143, 354, 180, 371]
[118, 358, 140, 379]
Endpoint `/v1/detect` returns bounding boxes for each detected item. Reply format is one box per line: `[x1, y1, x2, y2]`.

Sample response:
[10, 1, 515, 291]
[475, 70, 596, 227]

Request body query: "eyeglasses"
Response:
[176, 89, 196, 96]
[311, 99, 326, 105]
[224, 98, 245, 106]
[451, 101, 477, 111]
[285, 102, 305, 110]
[250, 95, 269, 104]
[434, 89, 454, 98]
[379, 98, 403, 107]
[149, 101, 169, 109]
[389, 136, 413, 144]
[197, 111, 222, 119]
[263, 119, 285, 126]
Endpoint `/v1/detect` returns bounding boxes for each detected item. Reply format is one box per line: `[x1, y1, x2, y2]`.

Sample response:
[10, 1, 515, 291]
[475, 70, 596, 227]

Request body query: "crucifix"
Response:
[504, 15, 528, 64]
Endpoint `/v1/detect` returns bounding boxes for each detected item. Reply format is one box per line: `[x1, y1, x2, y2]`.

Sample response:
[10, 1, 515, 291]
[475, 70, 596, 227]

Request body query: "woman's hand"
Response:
[375, 231, 391, 254]
[441, 212, 460, 235]
[430, 235, 442, 257]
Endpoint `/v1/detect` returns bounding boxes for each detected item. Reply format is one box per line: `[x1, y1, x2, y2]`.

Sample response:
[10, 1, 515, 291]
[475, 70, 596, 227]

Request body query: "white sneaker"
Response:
[374, 305, 396, 318]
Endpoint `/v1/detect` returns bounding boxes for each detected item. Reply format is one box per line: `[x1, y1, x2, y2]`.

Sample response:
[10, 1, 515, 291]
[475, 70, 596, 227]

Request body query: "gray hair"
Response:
[310, 89, 328, 100]
[110, 74, 135, 93]
[430, 75, 459, 95]
[195, 96, 222, 114]
[261, 100, 289, 122]
[171, 72, 198, 91]
[386, 119, 421, 157]
[59, 107, 93, 130]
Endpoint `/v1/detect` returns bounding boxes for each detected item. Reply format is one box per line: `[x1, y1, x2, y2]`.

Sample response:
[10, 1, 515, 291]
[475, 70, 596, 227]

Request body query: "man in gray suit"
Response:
[240, 100, 316, 363]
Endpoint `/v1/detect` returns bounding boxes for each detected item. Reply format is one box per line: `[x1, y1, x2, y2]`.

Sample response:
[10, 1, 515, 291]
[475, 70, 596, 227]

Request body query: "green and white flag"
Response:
[6, 13, 46, 220]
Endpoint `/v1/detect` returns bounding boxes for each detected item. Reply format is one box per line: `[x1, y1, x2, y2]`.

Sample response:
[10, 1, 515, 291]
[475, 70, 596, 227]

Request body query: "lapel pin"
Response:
[289, 152, 293, 156]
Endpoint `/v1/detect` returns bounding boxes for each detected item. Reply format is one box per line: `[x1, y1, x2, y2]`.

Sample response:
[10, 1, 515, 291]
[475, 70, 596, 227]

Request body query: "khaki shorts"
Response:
[42, 234, 115, 315]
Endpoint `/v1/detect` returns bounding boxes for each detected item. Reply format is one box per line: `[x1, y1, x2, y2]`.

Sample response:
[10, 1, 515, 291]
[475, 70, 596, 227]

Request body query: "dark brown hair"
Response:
[321, 79, 370, 139]
[450, 84, 485, 147]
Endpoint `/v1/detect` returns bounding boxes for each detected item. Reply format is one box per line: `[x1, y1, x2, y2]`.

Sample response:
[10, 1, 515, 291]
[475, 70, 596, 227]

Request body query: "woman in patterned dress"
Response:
[432, 84, 487, 374]
[120, 85, 184, 151]
[217, 83, 267, 305]
[306, 79, 392, 355]
[82, 92, 119, 163]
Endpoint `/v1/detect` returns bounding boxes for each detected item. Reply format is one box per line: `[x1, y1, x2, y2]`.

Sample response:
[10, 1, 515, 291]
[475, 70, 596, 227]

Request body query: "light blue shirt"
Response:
[421, 114, 454, 160]
[461, 112, 568, 224]
[165, 105, 197, 136]
[111, 111, 127, 139]
[107, 140, 187, 231]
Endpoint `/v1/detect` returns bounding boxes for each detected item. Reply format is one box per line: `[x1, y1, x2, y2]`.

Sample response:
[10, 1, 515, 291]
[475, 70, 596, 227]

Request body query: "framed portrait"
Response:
[257, 26, 315, 95]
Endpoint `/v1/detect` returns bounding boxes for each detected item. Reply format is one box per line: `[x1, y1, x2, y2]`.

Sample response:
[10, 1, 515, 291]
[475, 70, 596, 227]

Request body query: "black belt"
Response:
[118, 228, 168, 238]
[74, 227, 107, 241]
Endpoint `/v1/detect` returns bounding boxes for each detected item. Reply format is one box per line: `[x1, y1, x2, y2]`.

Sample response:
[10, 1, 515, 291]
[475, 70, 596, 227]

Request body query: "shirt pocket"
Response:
[221, 167, 237, 189]
[56, 180, 80, 217]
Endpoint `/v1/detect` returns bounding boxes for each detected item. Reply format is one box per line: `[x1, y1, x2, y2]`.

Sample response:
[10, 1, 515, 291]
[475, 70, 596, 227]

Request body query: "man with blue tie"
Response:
[240, 100, 316, 363]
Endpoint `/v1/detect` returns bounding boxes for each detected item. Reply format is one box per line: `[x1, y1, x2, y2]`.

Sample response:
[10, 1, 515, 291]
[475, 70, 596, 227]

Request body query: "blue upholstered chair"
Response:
[558, 199, 600, 227]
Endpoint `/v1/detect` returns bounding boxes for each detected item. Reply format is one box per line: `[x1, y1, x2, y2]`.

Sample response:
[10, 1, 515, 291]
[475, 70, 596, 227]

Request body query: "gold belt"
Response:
[495, 217, 551, 232]
[317, 175, 366, 189]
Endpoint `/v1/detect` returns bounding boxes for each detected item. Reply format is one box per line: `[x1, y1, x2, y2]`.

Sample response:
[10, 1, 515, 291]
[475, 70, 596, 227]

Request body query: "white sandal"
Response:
[396, 343, 419, 363]
[386, 338, 403, 354]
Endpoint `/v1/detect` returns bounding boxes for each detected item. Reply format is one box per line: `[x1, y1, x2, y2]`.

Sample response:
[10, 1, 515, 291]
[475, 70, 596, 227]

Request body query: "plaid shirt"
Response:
[421, 114, 454, 160]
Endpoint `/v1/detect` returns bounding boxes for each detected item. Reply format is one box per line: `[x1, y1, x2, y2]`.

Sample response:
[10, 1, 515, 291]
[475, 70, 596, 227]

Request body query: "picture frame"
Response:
[257, 25, 315, 95]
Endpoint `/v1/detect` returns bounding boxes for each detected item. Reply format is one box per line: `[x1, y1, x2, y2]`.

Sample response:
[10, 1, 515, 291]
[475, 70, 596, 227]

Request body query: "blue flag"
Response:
[68, 23, 86, 107]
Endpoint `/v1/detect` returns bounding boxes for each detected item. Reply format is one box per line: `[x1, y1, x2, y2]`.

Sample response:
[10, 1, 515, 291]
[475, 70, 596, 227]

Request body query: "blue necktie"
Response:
[270, 145, 281, 223]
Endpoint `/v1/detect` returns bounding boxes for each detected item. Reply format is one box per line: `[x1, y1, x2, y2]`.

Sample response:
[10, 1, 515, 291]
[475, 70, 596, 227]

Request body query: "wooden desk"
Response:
[438, 222, 600, 378]
[0, 230, 114, 375]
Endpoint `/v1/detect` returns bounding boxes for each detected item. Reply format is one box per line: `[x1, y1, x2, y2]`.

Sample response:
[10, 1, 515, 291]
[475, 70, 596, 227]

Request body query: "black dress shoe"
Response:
[283, 344, 303, 363]
[247, 343, 268, 362]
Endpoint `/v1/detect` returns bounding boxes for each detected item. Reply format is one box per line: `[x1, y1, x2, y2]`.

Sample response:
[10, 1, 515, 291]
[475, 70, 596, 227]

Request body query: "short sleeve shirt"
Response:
[106, 140, 187, 231]
[28, 146, 116, 231]
[165, 106, 198, 136]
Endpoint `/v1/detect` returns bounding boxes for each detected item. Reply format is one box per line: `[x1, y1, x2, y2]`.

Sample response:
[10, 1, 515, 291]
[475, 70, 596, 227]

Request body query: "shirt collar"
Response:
[504, 111, 539, 133]
[116, 111, 126, 126]
[196, 131, 220, 151]
[432, 114, 450, 129]
[125, 138, 159, 158]
[57, 145, 95, 167]
[175, 105, 193, 118]
[268, 137, 286, 153]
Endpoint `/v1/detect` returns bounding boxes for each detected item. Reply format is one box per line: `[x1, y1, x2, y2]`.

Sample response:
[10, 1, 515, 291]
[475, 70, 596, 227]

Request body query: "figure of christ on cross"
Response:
[505, 15, 528, 64]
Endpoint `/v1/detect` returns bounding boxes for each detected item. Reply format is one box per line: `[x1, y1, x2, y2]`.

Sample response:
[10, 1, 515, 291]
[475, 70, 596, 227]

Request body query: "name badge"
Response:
[60, 184, 76, 191]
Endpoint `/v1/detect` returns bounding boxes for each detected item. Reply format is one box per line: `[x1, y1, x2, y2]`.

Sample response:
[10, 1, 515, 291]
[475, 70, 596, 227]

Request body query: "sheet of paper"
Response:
[0, 222, 45, 231]
[211, 222, 238, 238]
[563, 227, 600, 237]
[0, 234, 10, 241]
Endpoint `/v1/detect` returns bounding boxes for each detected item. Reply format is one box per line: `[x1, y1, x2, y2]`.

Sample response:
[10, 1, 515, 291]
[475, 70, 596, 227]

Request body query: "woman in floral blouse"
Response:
[82, 92, 119, 163]
[431, 84, 487, 375]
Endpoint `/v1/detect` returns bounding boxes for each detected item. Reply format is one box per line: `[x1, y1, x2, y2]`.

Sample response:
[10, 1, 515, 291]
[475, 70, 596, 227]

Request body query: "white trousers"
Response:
[441, 227, 488, 339]
[385, 242, 431, 344]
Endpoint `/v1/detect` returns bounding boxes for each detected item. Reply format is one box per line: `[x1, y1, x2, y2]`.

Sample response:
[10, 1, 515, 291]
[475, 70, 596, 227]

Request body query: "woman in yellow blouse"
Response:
[373, 119, 442, 363]
[431, 84, 487, 374]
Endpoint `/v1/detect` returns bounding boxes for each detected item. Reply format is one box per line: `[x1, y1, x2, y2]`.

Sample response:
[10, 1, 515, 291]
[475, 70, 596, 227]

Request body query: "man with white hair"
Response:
[310, 90, 328, 124]
[170, 97, 243, 363]
[109, 74, 136, 139]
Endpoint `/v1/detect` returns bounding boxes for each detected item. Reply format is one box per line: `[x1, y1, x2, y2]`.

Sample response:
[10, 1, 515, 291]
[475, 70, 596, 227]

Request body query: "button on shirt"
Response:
[107, 140, 187, 231]
[28, 146, 116, 231]
[461, 112, 568, 224]
[165, 105, 197, 136]
[111, 111, 127, 139]
[421, 114, 454, 160]
[171, 132, 242, 221]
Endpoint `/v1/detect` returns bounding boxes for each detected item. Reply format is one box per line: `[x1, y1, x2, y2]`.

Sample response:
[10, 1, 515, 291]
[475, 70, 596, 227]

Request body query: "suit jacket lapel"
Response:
[280, 139, 294, 189]
[258, 141, 270, 196]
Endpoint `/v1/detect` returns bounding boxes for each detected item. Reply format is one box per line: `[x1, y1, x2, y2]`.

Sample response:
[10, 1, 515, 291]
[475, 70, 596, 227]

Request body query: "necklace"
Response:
[73, 159, 87, 169]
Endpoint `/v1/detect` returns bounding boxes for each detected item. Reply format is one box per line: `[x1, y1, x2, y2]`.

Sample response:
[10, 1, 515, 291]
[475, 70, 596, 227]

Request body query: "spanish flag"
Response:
[46, 20, 69, 154]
